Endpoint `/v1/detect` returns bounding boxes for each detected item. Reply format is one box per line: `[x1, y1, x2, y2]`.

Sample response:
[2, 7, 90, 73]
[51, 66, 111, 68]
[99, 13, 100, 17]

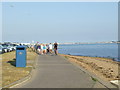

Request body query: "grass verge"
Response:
[2, 48, 37, 87]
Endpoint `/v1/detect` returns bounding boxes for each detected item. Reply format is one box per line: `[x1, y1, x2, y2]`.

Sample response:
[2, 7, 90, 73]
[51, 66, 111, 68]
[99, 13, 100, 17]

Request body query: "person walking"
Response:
[34, 44, 37, 53]
[46, 44, 49, 54]
[54, 42, 58, 55]
[49, 43, 53, 54]
[40, 43, 43, 55]
[37, 44, 41, 54]
[43, 44, 47, 54]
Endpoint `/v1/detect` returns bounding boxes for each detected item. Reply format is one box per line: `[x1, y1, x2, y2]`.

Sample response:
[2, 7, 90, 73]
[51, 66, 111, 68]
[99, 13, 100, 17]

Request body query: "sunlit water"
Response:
[58, 43, 119, 61]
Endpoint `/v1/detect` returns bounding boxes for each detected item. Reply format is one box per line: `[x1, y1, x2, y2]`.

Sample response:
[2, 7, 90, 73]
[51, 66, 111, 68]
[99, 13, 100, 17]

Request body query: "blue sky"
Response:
[2, 2, 118, 43]
[0, 2, 2, 42]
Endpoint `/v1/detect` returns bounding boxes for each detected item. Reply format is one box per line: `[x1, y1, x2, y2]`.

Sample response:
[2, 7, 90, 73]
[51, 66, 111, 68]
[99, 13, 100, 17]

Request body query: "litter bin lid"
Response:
[16, 46, 26, 49]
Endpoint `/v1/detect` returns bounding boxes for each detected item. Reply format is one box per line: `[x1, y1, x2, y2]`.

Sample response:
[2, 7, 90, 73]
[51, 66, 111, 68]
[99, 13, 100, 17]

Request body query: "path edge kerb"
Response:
[59, 55, 118, 89]
[2, 55, 39, 88]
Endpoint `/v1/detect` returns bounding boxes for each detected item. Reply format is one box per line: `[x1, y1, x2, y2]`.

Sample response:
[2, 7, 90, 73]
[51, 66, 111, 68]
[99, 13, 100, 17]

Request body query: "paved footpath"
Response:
[16, 54, 107, 88]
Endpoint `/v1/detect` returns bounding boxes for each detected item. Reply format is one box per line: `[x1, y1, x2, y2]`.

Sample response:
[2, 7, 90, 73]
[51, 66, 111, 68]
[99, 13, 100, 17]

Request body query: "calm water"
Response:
[58, 43, 119, 61]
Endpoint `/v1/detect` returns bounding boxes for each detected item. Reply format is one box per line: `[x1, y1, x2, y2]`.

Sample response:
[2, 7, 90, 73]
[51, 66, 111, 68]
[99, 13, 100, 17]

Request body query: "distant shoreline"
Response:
[59, 42, 119, 45]
[59, 53, 119, 62]
[61, 53, 119, 62]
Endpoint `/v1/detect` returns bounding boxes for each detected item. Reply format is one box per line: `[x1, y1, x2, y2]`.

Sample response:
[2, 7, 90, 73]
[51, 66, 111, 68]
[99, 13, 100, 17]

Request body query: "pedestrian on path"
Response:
[40, 43, 43, 55]
[43, 44, 47, 54]
[54, 42, 58, 55]
[37, 44, 41, 54]
[49, 43, 53, 54]
[46, 44, 49, 54]
[34, 44, 37, 52]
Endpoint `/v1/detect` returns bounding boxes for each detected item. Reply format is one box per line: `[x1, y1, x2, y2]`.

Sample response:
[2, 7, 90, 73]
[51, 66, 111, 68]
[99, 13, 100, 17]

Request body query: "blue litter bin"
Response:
[16, 46, 26, 67]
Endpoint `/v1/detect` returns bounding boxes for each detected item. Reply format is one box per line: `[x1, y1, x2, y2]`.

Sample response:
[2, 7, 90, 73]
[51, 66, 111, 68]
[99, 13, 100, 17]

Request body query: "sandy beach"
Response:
[60, 54, 120, 82]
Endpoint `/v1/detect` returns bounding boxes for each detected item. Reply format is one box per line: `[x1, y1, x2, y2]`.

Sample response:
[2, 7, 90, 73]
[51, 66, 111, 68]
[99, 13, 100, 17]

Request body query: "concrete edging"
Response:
[2, 55, 39, 88]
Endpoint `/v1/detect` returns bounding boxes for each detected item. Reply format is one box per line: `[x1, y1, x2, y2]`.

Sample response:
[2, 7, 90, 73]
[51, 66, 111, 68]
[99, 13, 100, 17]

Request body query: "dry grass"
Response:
[60, 54, 119, 82]
[2, 48, 37, 87]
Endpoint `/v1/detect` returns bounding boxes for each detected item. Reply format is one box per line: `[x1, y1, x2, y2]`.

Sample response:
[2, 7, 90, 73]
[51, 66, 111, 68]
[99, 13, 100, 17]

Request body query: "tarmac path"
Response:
[16, 54, 107, 88]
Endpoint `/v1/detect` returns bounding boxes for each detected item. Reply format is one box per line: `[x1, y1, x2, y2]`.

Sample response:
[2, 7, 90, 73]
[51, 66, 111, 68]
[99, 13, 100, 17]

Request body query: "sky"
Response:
[2, 2, 118, 43]
[0, 2, 2, 42]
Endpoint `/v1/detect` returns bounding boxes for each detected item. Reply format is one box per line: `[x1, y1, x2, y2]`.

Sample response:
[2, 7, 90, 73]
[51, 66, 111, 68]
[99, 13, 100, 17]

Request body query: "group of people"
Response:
[33, 42, 58, 55]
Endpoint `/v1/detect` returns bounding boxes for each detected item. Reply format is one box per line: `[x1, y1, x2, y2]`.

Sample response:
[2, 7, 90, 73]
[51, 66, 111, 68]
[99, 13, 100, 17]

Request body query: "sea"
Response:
[58, 43, 120, 62]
